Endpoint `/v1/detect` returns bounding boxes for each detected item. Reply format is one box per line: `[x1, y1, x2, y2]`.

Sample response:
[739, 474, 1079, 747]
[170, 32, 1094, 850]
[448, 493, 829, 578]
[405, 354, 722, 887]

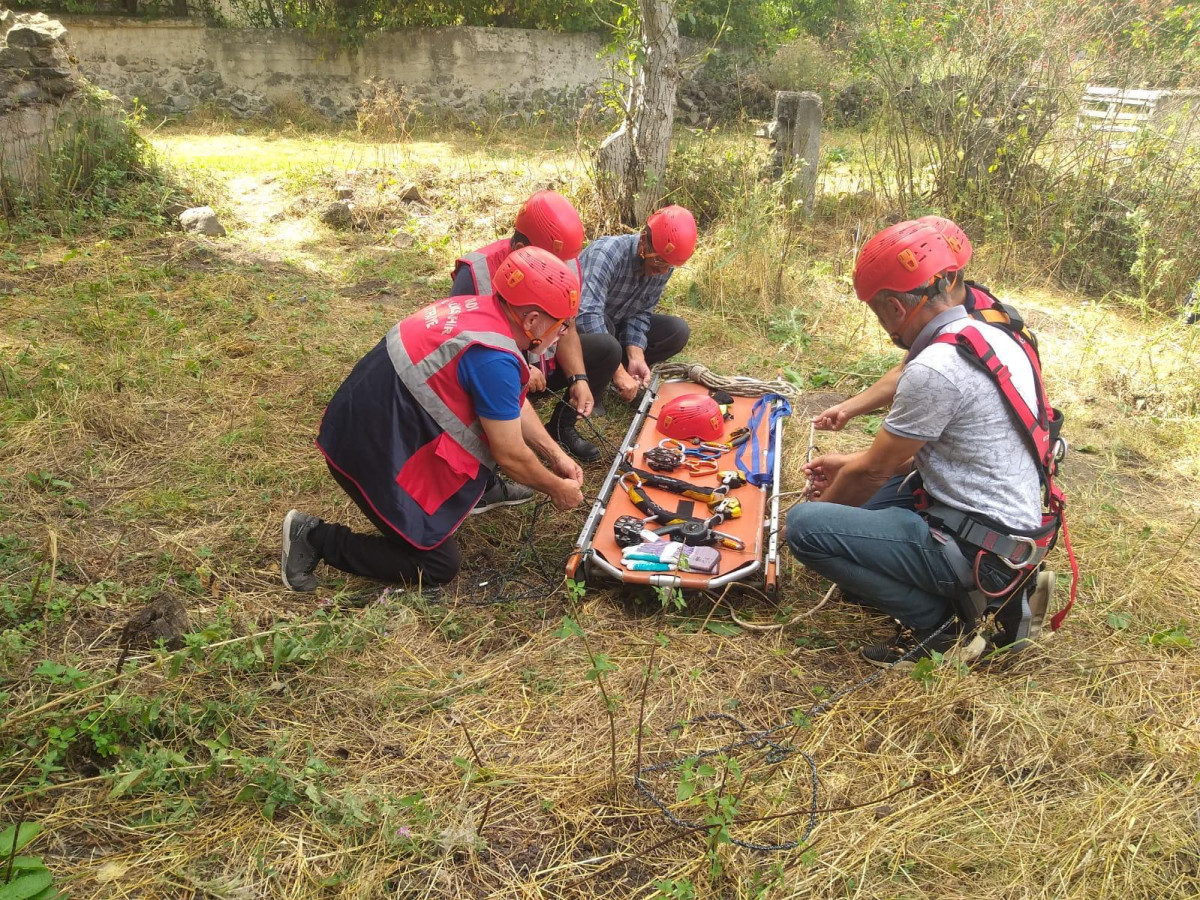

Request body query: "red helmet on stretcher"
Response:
[656, 393, 725, 442]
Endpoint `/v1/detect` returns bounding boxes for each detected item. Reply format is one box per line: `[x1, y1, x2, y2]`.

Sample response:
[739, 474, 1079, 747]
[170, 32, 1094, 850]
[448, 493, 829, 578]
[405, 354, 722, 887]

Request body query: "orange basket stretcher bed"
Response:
[565, 376, 788, 598]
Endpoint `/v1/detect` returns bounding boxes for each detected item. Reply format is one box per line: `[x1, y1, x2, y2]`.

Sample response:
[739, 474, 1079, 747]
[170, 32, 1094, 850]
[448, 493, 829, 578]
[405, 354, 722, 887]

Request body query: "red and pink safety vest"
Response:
[316, 294, 528, 548]
[454, 239, 583, 296]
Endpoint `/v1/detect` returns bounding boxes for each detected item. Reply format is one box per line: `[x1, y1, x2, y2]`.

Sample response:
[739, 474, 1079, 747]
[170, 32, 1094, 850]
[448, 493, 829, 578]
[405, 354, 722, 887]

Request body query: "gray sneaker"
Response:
[281, 509, 321, 591]
[470, 477, 535, 515]
[990, 568, 1056, 652]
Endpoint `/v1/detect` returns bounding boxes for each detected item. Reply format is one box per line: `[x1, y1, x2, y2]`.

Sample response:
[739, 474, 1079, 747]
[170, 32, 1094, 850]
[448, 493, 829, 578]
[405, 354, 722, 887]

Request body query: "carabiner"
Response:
[682, 459, 719, 477]
[658, 438, 721, 461]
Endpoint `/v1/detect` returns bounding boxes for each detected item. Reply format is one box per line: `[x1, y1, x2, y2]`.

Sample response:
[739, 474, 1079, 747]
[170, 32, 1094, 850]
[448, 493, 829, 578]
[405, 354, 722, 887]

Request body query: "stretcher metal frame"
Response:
[565, 375, 787, 597]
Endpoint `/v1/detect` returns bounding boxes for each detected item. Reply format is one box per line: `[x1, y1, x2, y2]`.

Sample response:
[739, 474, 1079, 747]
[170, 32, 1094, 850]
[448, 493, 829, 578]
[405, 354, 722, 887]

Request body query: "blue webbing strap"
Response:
[735, 394, 792, 487]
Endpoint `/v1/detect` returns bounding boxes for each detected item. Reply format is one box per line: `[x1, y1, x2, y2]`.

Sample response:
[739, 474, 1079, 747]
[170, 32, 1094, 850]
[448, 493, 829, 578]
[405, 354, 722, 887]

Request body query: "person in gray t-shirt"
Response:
[786, 221, 1047, 668]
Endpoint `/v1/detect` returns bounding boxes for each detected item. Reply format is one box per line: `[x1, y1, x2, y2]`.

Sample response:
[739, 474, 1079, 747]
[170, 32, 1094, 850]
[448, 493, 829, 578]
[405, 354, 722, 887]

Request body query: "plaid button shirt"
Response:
[576, 233, 673, 350]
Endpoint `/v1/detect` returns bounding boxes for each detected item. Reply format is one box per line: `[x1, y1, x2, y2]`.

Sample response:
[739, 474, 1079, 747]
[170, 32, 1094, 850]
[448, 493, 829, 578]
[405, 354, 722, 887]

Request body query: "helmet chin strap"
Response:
[893, 275, 948, 343]
[895, 292, 929, 339]
[503, 301, 562, 349]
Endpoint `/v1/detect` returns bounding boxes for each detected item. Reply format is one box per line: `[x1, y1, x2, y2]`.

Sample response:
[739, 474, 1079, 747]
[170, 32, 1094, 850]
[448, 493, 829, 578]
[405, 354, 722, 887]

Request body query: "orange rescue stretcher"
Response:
[565, 376, 788, 598]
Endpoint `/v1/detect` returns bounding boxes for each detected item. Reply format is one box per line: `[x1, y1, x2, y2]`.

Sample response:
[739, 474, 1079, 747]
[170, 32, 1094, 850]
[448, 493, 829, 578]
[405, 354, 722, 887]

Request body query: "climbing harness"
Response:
[917, 324, 1077, 630]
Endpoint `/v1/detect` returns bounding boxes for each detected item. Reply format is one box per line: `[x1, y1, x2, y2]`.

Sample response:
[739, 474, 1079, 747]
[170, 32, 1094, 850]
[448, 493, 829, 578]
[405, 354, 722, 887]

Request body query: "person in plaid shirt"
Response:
[573, 206, 697, 447]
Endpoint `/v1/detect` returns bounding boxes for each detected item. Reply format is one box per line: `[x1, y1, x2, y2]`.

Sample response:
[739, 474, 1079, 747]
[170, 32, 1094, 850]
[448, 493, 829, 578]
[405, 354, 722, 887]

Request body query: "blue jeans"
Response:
[785, 491, 968, 632]
[862, 474, 920, 511]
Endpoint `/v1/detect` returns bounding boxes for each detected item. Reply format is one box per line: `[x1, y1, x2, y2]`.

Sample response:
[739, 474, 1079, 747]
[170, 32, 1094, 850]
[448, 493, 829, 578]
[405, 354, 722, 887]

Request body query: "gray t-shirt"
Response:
[885, 315, 1043, 532]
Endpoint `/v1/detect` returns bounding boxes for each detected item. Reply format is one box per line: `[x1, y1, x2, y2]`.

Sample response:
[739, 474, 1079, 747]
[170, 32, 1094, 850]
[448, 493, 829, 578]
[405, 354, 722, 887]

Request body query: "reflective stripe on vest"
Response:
[386, 324, 520, 469]
[459, 250, 494, 296]
[456, 239, 512, 296]
[458, 241, 581, 298]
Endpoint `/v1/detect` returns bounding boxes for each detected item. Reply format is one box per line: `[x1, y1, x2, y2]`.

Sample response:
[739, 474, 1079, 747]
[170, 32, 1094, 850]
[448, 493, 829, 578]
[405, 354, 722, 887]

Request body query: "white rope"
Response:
[653, 362, 802, 401]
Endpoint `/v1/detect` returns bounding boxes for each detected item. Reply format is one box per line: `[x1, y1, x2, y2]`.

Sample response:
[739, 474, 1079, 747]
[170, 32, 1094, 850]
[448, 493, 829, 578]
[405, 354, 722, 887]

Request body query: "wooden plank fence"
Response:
[1076, 86, 1170, 135]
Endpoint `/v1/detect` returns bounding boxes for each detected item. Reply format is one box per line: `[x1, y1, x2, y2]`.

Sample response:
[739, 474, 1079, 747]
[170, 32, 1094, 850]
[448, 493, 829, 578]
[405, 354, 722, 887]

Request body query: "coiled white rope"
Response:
[653, 362, 802, 401]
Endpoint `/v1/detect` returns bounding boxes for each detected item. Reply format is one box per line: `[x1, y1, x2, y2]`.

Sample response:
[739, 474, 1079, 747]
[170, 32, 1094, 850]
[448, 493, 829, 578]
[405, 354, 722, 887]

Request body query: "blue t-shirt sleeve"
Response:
[457, 346, 524, 421]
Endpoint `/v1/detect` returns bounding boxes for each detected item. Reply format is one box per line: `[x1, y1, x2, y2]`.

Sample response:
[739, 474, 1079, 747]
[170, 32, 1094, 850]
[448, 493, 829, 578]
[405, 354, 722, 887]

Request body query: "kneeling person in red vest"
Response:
[281, 247, 586, 592]
[786, 222, 1066, 666]
[450, 190, 602, 462]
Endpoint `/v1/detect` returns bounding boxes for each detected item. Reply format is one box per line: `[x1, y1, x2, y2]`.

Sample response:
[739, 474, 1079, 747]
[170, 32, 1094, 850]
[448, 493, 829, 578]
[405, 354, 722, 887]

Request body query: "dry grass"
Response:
[1, 125, 1199, 900]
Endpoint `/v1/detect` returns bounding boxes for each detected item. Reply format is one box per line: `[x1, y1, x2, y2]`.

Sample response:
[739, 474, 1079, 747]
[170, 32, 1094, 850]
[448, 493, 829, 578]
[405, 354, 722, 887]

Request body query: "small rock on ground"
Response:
[319, 199, 355, 229]
[119, 594, 189, 650]
[179, 206, 226, 237]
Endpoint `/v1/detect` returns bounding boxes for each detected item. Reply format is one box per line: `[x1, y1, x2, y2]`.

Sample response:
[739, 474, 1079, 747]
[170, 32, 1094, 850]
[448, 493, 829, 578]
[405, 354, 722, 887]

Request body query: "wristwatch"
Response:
[566, 374, 590, 386]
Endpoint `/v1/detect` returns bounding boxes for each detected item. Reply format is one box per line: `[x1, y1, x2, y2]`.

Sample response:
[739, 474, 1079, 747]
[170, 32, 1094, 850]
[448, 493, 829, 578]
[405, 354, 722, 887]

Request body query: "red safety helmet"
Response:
[646, 205, 697, 266]
[852, 222, 958, 303]
[494, 246, 581, 320]
[918, 214, 973, 269]
[656, 393, 725, 442]
[514, 190, 586, 261]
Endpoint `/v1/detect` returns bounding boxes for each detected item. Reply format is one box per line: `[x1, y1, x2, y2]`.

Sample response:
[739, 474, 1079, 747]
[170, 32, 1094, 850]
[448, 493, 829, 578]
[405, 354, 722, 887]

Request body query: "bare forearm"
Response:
[519, 401, 560, 460]
[843, 365, 903, 419]
[818, 453, 902, 507]
[555, 325, 585, 378]
[495, 442, 561, 495]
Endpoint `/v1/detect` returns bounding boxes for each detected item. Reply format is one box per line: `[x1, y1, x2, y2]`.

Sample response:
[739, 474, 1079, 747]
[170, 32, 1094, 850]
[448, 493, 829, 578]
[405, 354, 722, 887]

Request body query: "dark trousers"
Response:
[546, 331, 622, 397]
[557, 314, 689, 400]
[308, 463, 462, 586]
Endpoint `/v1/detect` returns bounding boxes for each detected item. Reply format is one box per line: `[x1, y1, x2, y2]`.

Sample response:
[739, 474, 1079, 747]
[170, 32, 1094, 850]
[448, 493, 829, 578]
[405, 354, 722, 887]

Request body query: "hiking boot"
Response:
[861, 622, 986, 670]
[549, 400, 601, 463]
[281, 509, 321, 592]
[471, 476, 535, 515]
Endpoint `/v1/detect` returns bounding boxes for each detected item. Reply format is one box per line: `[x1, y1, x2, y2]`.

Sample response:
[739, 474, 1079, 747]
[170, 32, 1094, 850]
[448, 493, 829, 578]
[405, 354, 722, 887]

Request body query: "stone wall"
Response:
[58, 17, 621, 119]
[0, 10, 85, 189]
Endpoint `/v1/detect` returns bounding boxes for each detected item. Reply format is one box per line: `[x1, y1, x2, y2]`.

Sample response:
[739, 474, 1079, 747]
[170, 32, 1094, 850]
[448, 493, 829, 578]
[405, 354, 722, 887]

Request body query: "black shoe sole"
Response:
[281, 510, 318, 592]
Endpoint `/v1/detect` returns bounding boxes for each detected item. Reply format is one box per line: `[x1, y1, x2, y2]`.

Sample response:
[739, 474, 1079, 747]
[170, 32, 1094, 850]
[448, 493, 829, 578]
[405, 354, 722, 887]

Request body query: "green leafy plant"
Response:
[1146, 622, 1194, 649]
[654, 584, 686, 611]
[555, 614, 621, 792]
[652, 877, 697, 899]
[1, 821, 57, 900]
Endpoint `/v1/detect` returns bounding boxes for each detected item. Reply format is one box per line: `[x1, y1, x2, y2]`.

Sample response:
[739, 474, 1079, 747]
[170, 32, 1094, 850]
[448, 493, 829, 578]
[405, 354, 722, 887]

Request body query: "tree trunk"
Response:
[595, 0, 681, 226]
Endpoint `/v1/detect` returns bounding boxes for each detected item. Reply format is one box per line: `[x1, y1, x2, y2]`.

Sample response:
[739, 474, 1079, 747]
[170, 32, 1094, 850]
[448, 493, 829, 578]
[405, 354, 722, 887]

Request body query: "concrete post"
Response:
[770, 90, 822, 215]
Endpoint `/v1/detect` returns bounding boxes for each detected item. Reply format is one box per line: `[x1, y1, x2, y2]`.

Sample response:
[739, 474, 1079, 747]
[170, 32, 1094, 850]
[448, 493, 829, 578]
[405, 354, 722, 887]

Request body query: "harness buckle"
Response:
[1001, 535, 1039, 569]
[1052, 437, 1068, 464]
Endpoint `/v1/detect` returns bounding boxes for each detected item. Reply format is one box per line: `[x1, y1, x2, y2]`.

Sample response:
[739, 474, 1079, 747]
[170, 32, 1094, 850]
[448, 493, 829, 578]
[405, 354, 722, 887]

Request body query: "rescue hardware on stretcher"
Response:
[565, 375, 791, 596]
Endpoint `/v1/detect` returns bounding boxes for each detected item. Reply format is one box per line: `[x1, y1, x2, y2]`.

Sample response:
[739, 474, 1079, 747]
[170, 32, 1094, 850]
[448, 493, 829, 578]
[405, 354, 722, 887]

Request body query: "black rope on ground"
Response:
[633, 617, 958, 851]
[457, 386, 630, 606]
[463, 497, 564, 605]
[417, 381, 968, 851]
